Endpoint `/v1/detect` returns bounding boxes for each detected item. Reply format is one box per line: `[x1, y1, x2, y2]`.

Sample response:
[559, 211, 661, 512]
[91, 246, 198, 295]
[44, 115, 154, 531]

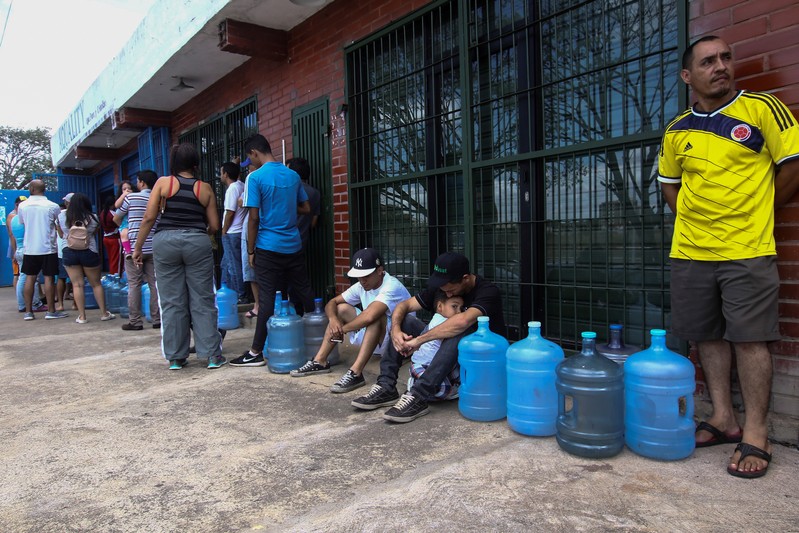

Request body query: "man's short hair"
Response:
[682, 35, 722, 69]
[137, 170, 158, 189]
[221, 162, 241, 181]
[286, 157, 310, 182]
[244, 134, 272, 157]
[28, 180, 45, 194]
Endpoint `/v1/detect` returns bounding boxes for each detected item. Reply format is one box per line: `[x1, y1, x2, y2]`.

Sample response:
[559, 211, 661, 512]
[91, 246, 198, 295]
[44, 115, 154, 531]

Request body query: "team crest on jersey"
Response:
[731, 124, 752, 142]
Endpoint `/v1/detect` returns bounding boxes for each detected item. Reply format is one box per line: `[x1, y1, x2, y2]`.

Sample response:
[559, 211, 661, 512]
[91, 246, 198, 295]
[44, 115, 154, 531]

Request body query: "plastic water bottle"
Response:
[267, 300, 305, 373]
[506, 321, 564, 436]
[458, 316, 509, 421]
[84, 278, 99, 309]
[107, 275, 120, 313]
[216, 283, 240, 330]
[119, 283, 129, 318]
[556, 331, 625, 458]
[303, 297, 339, 365]
[141, 283, 152, 323]
[598, 324, 639, 365]
[101, 275, 112, 309]
[625, 329, 695, 460]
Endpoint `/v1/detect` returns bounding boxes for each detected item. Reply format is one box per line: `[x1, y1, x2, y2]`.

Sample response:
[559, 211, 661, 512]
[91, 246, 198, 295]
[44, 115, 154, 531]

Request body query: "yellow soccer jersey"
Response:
[658, 90, 799, 260]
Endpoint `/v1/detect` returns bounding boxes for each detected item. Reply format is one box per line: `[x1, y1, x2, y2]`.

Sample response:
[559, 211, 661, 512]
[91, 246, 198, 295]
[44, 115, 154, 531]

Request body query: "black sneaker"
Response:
[230, 351, 266, 367]
[351, 384, 400, 410]
[383, 393, 430, 423]
[290, 360, 332, 377]
[330, 369, 365, 393]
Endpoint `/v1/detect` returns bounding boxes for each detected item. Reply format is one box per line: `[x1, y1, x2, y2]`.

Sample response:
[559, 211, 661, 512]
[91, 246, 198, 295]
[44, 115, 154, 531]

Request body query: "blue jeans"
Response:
[377, 314, 468, 400]
[221, 232, 244, 298]
[14, 251, 42, 310]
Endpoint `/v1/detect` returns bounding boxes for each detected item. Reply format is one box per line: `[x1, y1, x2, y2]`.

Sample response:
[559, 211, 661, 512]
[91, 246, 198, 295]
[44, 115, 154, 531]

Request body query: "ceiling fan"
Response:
[170, 77, 196, 92]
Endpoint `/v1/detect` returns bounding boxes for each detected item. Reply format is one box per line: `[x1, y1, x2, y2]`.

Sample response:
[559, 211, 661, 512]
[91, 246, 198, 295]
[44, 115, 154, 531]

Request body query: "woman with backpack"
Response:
[58, 192, 116, 324]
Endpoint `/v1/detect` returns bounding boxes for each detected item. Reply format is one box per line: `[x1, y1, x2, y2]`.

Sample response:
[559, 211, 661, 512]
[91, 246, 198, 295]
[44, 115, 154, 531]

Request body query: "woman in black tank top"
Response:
[134, 143, 225, 369]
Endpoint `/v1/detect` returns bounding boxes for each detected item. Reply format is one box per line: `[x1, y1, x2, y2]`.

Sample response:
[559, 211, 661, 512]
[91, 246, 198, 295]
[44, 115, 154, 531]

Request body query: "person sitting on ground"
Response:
[58, 192, 115, 323]
[290, 247, 411, 393]
[407, 291, 464, 401]
[351, 252, 505, 423]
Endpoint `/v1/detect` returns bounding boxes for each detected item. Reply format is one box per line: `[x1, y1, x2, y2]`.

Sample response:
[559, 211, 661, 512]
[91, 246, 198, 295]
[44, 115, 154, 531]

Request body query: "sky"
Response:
[0, 0, 156, 131]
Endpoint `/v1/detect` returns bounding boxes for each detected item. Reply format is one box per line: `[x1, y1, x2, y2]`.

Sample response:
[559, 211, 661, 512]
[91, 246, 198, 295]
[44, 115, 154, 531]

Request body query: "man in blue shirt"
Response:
[231, 134, 316, 367]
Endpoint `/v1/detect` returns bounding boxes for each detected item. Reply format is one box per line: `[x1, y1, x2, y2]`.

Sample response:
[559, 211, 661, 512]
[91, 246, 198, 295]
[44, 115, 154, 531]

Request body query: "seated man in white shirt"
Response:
[291, 248, 411, 393]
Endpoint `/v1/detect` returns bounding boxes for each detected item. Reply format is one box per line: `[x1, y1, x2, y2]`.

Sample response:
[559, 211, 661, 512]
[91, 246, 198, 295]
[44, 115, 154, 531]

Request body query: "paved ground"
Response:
[1, 286, 798, 532]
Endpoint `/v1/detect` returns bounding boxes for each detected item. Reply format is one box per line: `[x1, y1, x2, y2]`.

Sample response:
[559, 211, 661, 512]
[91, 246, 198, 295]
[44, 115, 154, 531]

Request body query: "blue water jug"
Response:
[267, 300, 305, 373]
[506, 321, 564, 436]
[119, 284, 129, 318]
[107, 275, 120, 313]
[598, 324, 639, 365]
[141, 283, 152, 323]
[303, 297, 339, 365]
[458, 316, 509, 422]
[556, 331, 625, 458]
[101, 275, 112, 309]
[84, 278, 99, 309]
[216, 283, 240, 330]
[625, 329, 695, 460]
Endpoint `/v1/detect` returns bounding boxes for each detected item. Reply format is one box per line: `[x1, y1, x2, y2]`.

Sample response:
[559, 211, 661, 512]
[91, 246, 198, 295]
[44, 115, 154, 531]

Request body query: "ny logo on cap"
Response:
[356, 258, 363, 267]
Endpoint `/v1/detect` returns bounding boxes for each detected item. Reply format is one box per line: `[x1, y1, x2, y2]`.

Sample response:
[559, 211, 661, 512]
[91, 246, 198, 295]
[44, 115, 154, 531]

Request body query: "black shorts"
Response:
[670, 256, 780, 343]
[62, 248, 101, 269]
[21, 253, 59, 277]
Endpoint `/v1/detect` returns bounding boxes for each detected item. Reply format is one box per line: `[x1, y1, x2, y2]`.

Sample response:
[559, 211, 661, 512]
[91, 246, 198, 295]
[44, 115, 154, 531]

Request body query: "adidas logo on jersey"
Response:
[683, 142, 693, 152]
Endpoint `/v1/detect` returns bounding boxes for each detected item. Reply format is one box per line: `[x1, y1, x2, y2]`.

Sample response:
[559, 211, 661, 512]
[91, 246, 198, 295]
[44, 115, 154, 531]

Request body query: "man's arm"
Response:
[342, 300, 388, 334]
[297, 200, 311, 215]
[7, 214, 16, 256]
[774, 159, 799, 208]
[247, 207, 259, 267]
[390, 296, 424, 355]
[405, 307, 483, 352]
[661, 182, 680, 214]
[222, 210, 235, 235]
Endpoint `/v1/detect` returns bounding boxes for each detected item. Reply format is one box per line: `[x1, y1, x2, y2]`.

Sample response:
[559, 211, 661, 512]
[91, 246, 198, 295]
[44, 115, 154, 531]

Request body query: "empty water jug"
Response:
[458, 316, 509, 422]
[625, 329, 695, 460]
[101, 276, 113, 309]
[506, 321, 564, 436]
[119, 284, 129, 318]
[83, 278, 99, 309]
[141, 283, 152, 323]
[107, 275, 121, 314]
[598, 324, 639, 365]
[216, 283, 240, 330]
[556, 331, 625, 458]
[267, 300, 305, 373]
[303, 298, 339, 366]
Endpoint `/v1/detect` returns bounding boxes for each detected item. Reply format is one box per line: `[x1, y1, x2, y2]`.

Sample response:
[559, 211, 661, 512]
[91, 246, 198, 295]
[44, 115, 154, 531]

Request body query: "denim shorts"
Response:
[62, 248, 101, 269]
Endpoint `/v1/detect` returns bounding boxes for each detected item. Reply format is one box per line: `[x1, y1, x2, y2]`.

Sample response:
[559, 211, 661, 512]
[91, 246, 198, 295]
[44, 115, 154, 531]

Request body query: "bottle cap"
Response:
[314, 297, 323, 303]
[529, 321, 541, 328]
[609, 324, 622, 330]
[650, 329, 666, 336]
[477, 316, 489, 323]
[581, 331, 597, 339]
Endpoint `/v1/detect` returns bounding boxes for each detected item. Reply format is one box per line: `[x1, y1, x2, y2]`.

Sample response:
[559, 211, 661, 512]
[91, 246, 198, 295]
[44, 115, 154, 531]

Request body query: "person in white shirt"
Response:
[16, 179, 66, 320]
[291, 248, 411, 393]
[220, 162, 247, 302]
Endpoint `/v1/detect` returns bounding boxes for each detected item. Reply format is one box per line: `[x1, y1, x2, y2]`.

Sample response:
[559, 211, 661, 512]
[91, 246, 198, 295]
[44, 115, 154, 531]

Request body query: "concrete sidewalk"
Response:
[1, 286, 797, 532]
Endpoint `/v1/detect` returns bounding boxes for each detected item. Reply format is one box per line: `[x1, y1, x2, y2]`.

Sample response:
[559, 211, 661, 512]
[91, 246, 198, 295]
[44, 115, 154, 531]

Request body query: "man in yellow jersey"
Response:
[659, 36, 799, 478]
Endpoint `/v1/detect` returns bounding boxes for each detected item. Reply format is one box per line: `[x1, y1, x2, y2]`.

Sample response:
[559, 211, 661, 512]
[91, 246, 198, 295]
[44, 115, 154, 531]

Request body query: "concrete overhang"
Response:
[52, 0, 334, 171]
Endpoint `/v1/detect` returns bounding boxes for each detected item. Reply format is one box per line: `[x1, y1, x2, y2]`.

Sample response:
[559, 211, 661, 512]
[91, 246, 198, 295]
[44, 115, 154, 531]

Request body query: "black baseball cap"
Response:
[348, 248, 383, 278]
[427, 252, 470, 290]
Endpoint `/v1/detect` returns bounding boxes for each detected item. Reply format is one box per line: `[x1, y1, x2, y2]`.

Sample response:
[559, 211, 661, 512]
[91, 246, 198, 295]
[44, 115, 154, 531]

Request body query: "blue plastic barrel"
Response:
[303, 297, 339, 365]
[625, 329, 695, 460]
[83, 278, 99, 309]
[216, 283, 240, 330]
[458, 316, 509, 421]
[598, 324, 639, 365]
[506, 321, 564, 436]
[119, 284, 129, 318]
[107, 275, 120, 313]
[556, 331, 625, 458]
[267, 300, 305, 373]
[141, 283, 152, 323]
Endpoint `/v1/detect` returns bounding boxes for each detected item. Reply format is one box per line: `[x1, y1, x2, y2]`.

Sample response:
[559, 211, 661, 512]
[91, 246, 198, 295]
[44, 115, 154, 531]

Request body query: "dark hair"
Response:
[101, 195, 115, 213]
[116, 180, 133, 200]
[286, 157, 310, 182]
[243, 134, 272, 157]
[14, 195, 26, 205]
[682, 35, 722, 69]
[66, 192, 97, 227]
[221, 162, 241, 181]
[170, 142, 200, 176]
[137, 170, 158, 189]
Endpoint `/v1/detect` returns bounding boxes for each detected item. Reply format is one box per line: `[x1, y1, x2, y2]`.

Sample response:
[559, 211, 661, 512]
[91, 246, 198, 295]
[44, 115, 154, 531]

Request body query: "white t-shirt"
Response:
[340, 272, 411, 318]
[412, 312, 446, 367]
[223, 180, 246, 234]
[16, 195, 60, 255]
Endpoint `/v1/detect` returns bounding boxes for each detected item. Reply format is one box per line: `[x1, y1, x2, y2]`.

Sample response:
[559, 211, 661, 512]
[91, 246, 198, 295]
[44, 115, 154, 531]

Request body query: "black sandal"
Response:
[727, 442, 772, 479]
[695, 421, 743, 448]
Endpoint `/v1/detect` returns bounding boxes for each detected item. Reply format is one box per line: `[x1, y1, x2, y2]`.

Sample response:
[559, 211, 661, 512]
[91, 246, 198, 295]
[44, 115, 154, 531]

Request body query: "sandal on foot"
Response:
[695, 421, 743, 448]
[245, 310, 258, 318]
[727, 442, 772, 479]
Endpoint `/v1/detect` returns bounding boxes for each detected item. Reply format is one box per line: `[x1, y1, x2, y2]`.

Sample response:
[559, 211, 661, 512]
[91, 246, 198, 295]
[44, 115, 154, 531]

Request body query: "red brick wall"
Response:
[690, 0, 799, 417]
[171, 0, 429, 294]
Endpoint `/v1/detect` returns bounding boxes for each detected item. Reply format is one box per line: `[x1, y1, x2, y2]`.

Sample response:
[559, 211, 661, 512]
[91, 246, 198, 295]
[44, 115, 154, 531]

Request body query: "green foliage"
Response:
[0, 126, 55, 189]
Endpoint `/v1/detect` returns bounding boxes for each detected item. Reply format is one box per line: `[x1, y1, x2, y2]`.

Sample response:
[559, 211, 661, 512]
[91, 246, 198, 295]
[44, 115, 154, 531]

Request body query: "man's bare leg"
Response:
[729, 341, 772, 474]
[349, 314, 388, 376]
[696, 339, 742, 443]
[312, 303, 357, 366]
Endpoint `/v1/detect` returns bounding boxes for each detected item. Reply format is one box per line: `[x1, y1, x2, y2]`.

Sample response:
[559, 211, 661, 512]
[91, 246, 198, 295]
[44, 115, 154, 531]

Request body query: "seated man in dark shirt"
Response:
[351, 252, 505, 423]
